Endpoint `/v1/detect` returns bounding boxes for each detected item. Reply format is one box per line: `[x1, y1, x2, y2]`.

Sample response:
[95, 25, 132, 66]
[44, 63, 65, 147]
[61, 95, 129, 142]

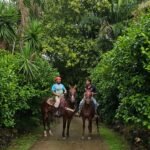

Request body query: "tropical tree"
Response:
[91, 11, 150, 128]
[0, 1, 18, 49]
[42, 0, 111, 86]
[108, 0, 139, 23]
[24, 20, 42, 51]
[19, 43, 38, 81]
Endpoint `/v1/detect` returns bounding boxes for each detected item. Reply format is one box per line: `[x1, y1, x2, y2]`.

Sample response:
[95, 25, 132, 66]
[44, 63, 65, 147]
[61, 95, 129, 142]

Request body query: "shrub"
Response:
[91, 11, 150, 129]
[0, 50, 58, 128]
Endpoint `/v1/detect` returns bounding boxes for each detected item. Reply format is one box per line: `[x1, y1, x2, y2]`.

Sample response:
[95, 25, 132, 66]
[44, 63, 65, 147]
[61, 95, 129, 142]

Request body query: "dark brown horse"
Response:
[80, 90, 98, 140]
[41, 86, 77, 138]
[62, 85, 77, 139]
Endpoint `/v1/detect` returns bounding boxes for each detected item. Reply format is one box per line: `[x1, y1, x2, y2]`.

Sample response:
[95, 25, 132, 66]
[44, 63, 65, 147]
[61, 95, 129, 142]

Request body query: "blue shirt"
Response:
[51, 83, 66, 95]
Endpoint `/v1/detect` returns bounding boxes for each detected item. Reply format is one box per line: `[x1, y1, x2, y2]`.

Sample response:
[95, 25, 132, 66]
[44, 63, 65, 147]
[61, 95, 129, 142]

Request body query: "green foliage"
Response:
[0, 50, 58, 127]
[42, 0, 139, 89]
[100, 125, 129, 150]
[7, 126, 42, 150]
[0, 1, 18, 44]
[19, 43, 38, 80]
[0, 0, 148, 133]
[0, 0, 58, 129]
[116, 94, 150, 129]
[91, 49, 119, 123]
[42, 0, 113, 88]
[24, 20, 42, 51]
[0, 52, 30, 127]
[91, 12, 150, 129]
[109, 0, 138, 23]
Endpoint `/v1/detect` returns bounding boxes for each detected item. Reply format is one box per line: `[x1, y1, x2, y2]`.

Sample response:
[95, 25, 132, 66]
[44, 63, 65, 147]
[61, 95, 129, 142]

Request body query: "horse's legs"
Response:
[82, 117, 85, 139]
[43, 113, 48, 137]
[47, 112, 53, 136]
[66, 118, 71, 137]
[62, 116, 67, 138]
[88, 118, 92, 140]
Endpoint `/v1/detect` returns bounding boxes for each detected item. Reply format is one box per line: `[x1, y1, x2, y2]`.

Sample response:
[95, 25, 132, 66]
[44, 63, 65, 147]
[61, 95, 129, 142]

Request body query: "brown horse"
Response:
[41, 97, 55, 137]
[62, 85, 77, 139]
[80, 90, 97, 140]
[41, 86, 77, 138]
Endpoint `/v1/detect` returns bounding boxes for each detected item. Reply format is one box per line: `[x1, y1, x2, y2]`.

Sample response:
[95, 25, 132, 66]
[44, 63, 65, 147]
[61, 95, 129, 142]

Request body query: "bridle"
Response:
[68, 87, 77, 103]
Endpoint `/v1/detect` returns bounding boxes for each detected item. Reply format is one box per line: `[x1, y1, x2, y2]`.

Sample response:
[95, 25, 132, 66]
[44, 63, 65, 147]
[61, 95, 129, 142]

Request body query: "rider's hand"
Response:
[57, 94, 61, 97]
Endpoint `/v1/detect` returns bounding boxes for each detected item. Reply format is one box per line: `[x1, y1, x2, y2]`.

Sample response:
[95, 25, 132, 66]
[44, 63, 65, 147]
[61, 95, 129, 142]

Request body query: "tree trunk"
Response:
[17, 0, 29, 49]
[18, 0, 29, 30]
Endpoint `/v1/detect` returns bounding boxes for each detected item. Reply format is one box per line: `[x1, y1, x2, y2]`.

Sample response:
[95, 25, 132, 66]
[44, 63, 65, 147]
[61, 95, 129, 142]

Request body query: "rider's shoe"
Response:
[54, 110, 59, 117]
[75, 112, 80, 117]
[54, 108, 62, 117]
[94, 111, 99, 119]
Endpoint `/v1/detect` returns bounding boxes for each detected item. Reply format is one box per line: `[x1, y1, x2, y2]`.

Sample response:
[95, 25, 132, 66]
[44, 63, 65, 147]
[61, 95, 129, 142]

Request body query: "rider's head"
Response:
[85, 90, 92, 99]
[86, 78, 91, 86]
[55, 76, 61, 84]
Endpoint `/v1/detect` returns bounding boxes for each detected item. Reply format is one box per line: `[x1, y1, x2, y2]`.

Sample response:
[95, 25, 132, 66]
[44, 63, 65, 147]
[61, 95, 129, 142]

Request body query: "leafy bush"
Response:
[0, 51, 29, 127]
[116, 94, 150, 129]
[0, 50, 58, 128]
[91, 11, 150, 129]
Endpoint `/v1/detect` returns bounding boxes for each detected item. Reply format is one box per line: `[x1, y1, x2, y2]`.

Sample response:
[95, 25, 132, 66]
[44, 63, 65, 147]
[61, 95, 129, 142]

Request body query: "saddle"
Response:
[46, 97, 66, 107]
[46, 97, 55, 106]
[46, 97, 74, 112]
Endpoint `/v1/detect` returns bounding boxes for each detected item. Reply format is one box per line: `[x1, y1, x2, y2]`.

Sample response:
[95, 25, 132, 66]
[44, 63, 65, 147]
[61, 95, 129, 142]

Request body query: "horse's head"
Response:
[68, 85, 77, 103]
[84, 89, 92, 104]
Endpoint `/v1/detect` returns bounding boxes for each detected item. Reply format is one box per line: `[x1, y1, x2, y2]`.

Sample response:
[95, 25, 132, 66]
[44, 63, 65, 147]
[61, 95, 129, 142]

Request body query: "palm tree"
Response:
[0, 1, 18, 49]
[16, 0, 45, 49]
[108, 0, 138, 23]
[17, 0, 45, 28]
[24, 20, 42, 51]
[27, 0, 45, 19]
[19, 43, 38, 81]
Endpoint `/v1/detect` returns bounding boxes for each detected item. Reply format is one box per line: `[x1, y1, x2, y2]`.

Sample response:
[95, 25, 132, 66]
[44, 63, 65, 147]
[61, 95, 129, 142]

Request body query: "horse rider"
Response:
[51, 76, 67, 116]
[78, 78, 99, 116]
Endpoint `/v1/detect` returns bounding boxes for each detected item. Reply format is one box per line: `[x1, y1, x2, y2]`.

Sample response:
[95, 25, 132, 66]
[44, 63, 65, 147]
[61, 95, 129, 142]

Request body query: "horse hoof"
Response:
[88, 136, 91, 140]
[49, 130, 53, 136]
[44, 131, 47, 137]
[62, 137, 66, 140]
[44, 134, 47, 137]
[81, 136, 85, 140]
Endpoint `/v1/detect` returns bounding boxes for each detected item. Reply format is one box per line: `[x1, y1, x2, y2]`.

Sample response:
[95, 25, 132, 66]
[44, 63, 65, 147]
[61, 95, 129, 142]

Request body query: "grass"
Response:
[100, 125, 130, 150]
[6, 127, 42, 150]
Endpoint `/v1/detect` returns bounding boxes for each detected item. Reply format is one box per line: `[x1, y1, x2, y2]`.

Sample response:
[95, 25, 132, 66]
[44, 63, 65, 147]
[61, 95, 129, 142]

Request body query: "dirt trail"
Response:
[30, 117, 108, 150]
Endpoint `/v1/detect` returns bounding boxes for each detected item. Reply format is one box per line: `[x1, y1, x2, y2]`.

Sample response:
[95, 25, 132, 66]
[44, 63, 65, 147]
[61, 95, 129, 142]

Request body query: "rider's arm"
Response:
[62, 84, 67, 94]
[51, 84, 60, 96]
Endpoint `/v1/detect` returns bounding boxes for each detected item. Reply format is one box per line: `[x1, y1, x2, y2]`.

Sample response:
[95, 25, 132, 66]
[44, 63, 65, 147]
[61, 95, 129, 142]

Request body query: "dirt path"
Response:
[30, 117, 108, 150]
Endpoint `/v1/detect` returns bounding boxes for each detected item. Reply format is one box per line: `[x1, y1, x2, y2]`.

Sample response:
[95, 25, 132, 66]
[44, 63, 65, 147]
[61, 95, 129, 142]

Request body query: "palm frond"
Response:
[0, 1, 19, 43]
[24, 20, 42, 51]
[19, 43, 39, 81]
